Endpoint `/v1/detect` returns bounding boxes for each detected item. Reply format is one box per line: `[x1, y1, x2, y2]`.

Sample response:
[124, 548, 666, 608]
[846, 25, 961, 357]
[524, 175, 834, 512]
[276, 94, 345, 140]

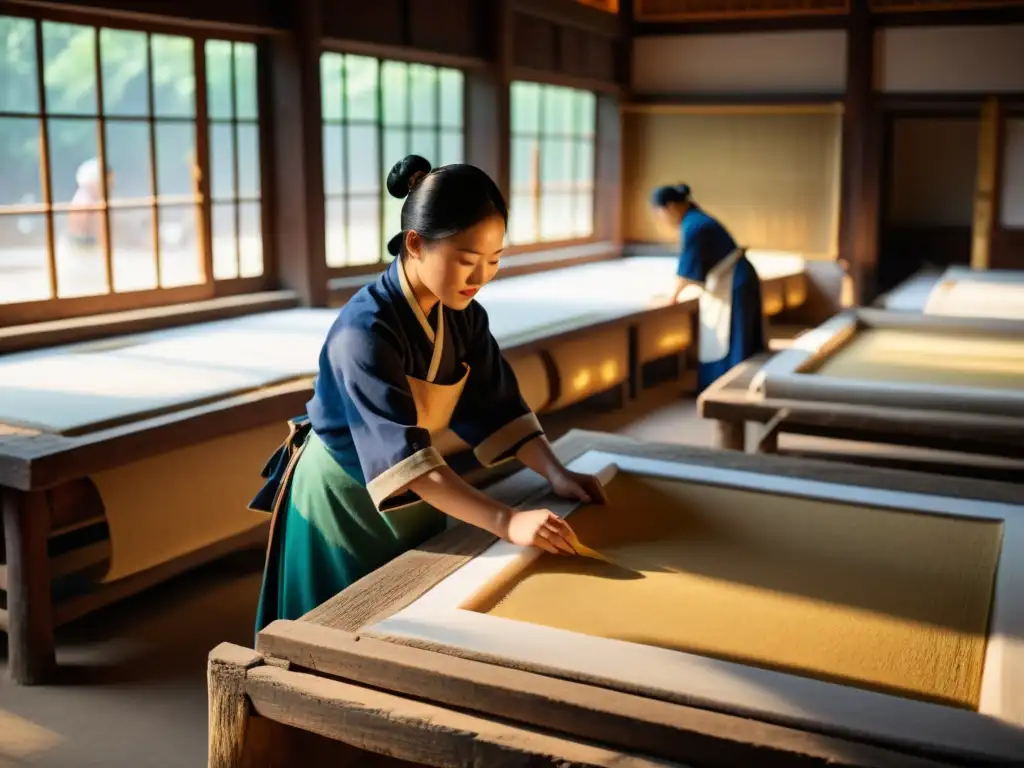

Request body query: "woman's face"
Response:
[406, 214, 505, 310]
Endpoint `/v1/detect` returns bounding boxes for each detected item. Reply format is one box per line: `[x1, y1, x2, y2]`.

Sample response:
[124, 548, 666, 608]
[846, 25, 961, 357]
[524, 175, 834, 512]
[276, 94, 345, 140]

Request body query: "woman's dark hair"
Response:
[385, 155, 508, 257]
[650, 183, 691, 208]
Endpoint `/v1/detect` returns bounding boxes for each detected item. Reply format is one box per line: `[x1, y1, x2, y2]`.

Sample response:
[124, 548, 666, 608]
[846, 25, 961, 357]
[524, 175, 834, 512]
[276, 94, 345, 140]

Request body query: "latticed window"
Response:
[509, 82, 596, 246]
[0, 13, 266, 320]
[319, 52, 465, 270]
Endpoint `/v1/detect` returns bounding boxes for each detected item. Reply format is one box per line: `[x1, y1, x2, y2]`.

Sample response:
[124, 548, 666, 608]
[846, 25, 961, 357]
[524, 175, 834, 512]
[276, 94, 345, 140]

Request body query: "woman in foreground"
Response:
[651, 183, 767, 393]
[253, 155, 606, 631]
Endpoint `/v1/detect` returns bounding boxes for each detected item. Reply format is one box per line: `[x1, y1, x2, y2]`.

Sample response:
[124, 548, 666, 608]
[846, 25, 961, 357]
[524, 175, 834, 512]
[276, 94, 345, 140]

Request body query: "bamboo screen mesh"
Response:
[622, 109, 843, 258]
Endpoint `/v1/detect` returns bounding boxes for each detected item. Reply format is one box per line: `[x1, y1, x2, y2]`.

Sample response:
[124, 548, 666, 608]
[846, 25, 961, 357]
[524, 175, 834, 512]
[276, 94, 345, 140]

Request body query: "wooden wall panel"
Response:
[632, 31, 847, 95]
[409, 0, 482, 58]
[887, 118, 979, 227]
[512, 12, 558, 71]
[879, 117, 978, 292]
[1000, 118, 1024, 228]
[559, 26, 591, 78]
[584, 34, 618, 82]
[321, 0, 404, 46]
[622, 110, 843, 255]
[875, 25, 1024, 93]
[991, 230, 1024, 269]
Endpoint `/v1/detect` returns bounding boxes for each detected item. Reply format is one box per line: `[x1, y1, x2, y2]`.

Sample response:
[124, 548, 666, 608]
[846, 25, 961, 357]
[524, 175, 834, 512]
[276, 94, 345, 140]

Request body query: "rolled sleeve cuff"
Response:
[366, 447, 446, 511]
[473, 413, 544, 468]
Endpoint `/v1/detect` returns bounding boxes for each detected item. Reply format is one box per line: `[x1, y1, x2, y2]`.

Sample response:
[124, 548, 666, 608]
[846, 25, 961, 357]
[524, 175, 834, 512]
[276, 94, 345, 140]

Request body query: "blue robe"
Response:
[678, 207, 766, 393]
[252, 258, 543, 632]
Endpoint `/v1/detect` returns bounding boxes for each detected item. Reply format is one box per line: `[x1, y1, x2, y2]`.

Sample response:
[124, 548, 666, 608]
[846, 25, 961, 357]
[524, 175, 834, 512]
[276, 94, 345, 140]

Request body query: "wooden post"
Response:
[714, 420, 745, 452]
[2, 489, 55, 685]
[465, 0, 513, 197]
[838, 0, 881, 304]
[208, 643, 264, 768]
[971, 97, 1002, 271]
[267, 0, 329, 306]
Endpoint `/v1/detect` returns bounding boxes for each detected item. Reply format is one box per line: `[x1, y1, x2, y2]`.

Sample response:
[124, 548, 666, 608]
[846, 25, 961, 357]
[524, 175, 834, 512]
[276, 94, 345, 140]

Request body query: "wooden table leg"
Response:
[757, 430, 779, 454]
[209, 643, 264, 768]
[714, 420, 746, 451]
[2, 488, 55, 685]
[754, 408, 790, 455]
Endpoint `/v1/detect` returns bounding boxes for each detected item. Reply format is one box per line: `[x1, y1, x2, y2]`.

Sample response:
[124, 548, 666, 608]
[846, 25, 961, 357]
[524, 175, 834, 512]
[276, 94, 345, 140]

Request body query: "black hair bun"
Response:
[676, 183, 692, 199]
[386, 154, 432, 199]
[386, 232, 404, 257]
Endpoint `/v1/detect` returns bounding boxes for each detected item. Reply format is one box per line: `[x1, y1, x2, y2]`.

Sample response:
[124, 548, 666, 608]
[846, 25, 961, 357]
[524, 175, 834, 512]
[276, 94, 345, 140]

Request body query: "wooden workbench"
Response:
[210, 429, 1024, 768]
[2, 253, 808, 686]
[697, 353, 1024, 471]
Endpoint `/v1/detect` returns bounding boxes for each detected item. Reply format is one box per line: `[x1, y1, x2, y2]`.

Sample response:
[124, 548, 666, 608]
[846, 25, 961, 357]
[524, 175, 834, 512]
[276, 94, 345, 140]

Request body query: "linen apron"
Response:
[697, 246, 745, 364]
[252, 334, 470, 633]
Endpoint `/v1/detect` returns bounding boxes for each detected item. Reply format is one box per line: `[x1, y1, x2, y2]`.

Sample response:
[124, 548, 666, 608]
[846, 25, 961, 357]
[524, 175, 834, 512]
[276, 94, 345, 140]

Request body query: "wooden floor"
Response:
[2, 379, 1021, 767]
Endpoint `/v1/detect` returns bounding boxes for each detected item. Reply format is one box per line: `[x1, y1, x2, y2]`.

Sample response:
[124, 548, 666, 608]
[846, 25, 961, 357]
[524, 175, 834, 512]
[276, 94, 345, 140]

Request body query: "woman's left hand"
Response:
[549, 469, 608, 505]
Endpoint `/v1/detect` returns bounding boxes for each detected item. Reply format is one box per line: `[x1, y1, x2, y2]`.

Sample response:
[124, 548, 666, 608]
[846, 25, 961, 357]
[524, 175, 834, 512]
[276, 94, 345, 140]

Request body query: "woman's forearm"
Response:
[515, 434, 565, 483]
[406, 466, 512, 537]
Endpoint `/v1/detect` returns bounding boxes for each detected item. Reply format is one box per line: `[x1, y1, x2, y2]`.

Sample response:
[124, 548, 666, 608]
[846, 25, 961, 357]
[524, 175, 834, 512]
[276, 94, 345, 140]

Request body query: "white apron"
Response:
[698, 247, 745, 364]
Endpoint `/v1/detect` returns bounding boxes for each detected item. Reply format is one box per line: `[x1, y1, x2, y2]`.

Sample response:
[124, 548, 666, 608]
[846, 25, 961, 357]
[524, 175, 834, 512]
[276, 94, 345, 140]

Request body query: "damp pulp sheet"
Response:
[471, 472, 1000, 709]
[808, 327, 1024, 391]
[0, 308, 338, 435]
[924, 280, 1024, 320]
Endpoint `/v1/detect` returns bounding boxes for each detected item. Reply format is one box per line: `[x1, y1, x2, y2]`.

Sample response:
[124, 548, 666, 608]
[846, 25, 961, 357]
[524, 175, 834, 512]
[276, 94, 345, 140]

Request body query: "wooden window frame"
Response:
[320, 46, 468, 278]
[0, 6, 273, 328]
[506, 79, 600, 255]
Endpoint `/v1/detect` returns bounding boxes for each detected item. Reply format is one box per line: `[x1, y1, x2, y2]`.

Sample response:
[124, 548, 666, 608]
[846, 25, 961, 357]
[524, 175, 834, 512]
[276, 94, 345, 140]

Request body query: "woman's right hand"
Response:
[504, 508, 577, 555]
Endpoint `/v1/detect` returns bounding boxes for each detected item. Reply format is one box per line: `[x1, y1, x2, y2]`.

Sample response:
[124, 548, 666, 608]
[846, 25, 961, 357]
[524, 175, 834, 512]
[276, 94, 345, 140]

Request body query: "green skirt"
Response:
[254, 429, 444, 634]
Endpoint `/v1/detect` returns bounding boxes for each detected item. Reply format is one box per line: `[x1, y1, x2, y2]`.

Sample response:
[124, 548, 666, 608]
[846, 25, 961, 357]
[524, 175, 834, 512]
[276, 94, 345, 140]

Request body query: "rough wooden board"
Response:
[245, 664, 683, 768]
[258, 621, 956, 768]
[303, 430, 1024, 634]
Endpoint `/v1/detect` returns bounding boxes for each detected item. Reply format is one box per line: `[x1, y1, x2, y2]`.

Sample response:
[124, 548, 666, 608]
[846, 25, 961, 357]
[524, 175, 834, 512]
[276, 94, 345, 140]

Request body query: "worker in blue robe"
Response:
[651, 184, 767, 393]
[252, 157, 606, 633]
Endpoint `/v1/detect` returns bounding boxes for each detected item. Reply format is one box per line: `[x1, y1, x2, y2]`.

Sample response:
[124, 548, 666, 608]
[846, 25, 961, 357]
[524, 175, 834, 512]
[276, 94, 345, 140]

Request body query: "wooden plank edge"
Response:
[256, 620, 955, 768]
[0, 290, 299, 356]
[244, 663, 679, 768]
